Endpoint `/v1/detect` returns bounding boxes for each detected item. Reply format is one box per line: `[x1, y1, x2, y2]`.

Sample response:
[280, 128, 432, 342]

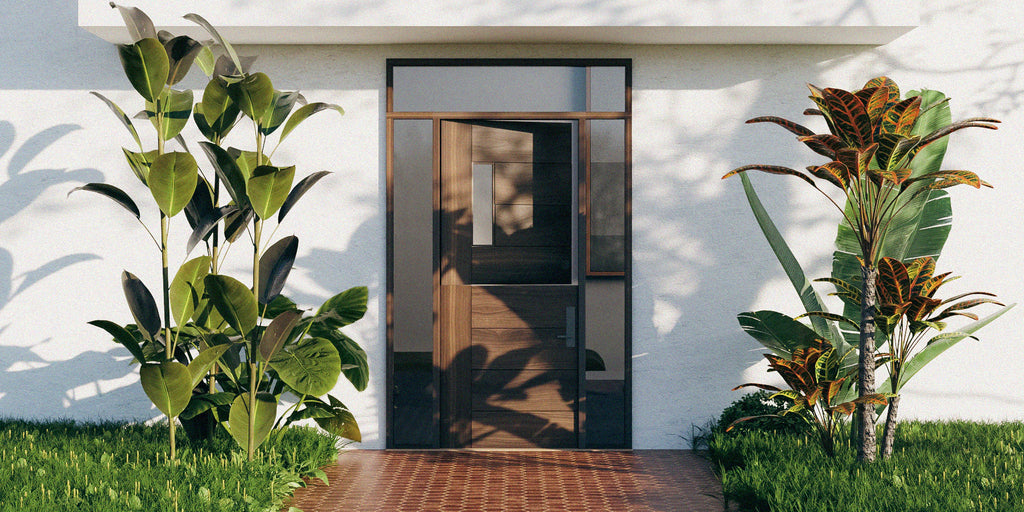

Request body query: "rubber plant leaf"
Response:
[279, 102, 344, 144]
[269, 337, 342, 396]
[199, 78, 240, 140]
[278, 171, 331, 223]
[260, 309, 303, 362]
[314, 397, 361, 442]
[180, 391, 233, 420]
[184, 13, 244, 74]
[121, 148, 158, 185]
[187, 344, 231, 389]
[247, 165, 295, 220]
[117, 38, 168, 103]
[162, 35, 204, 85]
[148, 151, 198, 217]
[259, 90, 303, 136]
[204, 274, 258, 336]
[89, 92, 143, 150]
[198, 142, 249, 210]
[230, 72, 275, 122]
[312, 329, 369, 392]
[144, 88, 194, 141]
[88, 320, 147, 363]
[121, 271, 161, 342]
[227, 393, 277, 452]
[258, 235, 298, 304]
[110, 2, 156, 42]
[67, 183, 141, 220]
[139, 361, 192, 417]
[169, 255, 210, 327]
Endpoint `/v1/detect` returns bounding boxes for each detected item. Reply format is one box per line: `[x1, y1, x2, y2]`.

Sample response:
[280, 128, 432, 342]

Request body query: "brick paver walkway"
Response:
[286, 450, 725, 511]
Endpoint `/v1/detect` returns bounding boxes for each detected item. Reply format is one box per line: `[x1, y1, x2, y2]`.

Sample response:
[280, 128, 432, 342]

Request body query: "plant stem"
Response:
[857, 264, 878, 463]
[248, 218, 264, 462]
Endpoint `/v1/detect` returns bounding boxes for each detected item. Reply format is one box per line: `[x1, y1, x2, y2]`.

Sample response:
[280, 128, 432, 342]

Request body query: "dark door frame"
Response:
[385, 59, 632, 449]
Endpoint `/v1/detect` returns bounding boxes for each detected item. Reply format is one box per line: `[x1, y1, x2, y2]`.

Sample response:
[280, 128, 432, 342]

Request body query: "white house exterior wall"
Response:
[0, 0, 1020, 449]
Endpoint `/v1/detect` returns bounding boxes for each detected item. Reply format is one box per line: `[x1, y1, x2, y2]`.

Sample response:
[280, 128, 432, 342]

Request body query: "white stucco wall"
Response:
[0, 0, 1021, 449]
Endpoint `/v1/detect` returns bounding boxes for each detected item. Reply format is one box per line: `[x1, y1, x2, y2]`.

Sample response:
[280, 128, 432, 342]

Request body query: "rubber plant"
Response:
[180, 14, 364, 462]
[810, 257, 1006, 458]
[729, 338, 889, 457]
[724, 76, 998, 462]
[70, 3, 228, 460]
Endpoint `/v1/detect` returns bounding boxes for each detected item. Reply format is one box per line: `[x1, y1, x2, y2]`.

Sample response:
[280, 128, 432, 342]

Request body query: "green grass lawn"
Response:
[711, 421, 1024, 512]
[0, 419, 339, 512]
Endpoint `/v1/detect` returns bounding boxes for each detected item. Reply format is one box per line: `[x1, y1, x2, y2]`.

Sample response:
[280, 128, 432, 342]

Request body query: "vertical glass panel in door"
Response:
[588, 119, 625, 274]
[392, 119, 436, 448]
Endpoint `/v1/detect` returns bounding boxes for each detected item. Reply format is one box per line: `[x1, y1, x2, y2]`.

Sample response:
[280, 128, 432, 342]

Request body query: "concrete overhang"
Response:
[80, 0, 919, 46]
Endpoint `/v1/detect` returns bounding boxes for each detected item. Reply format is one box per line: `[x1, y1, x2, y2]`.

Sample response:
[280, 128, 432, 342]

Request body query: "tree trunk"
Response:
[880, 394, 900, 459]
[857, 264, 878, 463]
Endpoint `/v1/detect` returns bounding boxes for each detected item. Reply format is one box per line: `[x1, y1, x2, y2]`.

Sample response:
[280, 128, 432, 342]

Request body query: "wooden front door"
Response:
[439, 120, 578, 448]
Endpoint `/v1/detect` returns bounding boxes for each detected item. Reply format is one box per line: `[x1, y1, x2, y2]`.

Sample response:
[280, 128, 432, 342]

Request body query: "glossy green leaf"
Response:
[194, 46, 215, 77]
[198, 142, 249, 209]
[184, 13, 244, 76]
[121, 271, 161, 342]
[187, 344, 231, 389]
[314, 286, 369, 330]
[260, 309, 302, 362]
[180, 391, 233, 420]
[262, 294, 298, 320]
[110, 3, 156, 41]
[233, 150, 270, 181]
[199, 78, 240, 141]
[279, 171, 330, 223]
[314, 396, 361, 442]
[737, 310, 822, 357]
[204, 274, 258, 336]
[259, 235, 298, 304]
[117, 38, 168, 102]
[89, 320, 147, 363]
[313, 329, 369, 392]
[738, 173, 842, 343]
[259, 90, 302, 135]
[247, 165, 295, 220]
[230, 72, 275, 122]
[148, 151, 198, 217]
[162, 35, 203, 85]
[187, 205, 235, 255]
[269, 337, 341, 396]
[227, 393, 277, 453]
[67, 183, 140, 220]
[140, 361, 192, 417]
[121, 148, 158, 185]
[90, 92, 142, 150]
[169, 256, 210, 326]
[145, 88, 194, 141]
[279, 102, 344, 144]
[223, 207, 254, 243]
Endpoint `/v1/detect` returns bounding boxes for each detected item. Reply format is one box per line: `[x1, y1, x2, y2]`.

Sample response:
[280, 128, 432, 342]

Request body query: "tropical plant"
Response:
[811, 256, 1004, 458]
[724, 76, 999, 461]
[730, 338, 888, 457]
[70, 3, 219, 460]
[71, 4, 366, 462]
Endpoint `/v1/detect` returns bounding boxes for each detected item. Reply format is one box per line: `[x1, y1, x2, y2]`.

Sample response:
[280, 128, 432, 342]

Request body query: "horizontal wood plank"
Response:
[472, 369, 577, 412]
[471, 410, 576, 448]
[472, 246, 571, 284]
[471, 285, 576, 328]
[471, 328, 577, 370]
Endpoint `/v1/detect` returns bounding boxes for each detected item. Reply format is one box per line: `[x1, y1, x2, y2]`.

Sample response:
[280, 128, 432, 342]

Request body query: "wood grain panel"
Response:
[471, 328, 576, 370]
[440, 121, 473, 286]
[472, 123, 571, 163]
[439, 284, 472, 447]
[471, 285, 575, 329]
[471, 246, 571, 284]
[493, 204, 571, 247]
[470, 411, 576, 448]
[472, 369, 577, 412]
[493, 163, 571, 205]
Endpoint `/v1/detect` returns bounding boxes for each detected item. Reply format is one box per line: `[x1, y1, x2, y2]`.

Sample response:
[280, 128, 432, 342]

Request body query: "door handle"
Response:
[555, 306, 576, 348]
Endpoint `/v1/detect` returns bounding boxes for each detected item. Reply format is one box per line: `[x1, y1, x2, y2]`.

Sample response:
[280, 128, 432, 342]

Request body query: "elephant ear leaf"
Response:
[314, 286, 368, 329]
[278, 171, 330, 223]
[89, 320, 147, 363]
[258, 235, 298, 304]
[279, 102, 344, 144]
[110, 2, 157, 42]
[122, 271, 161, 342]
[117, 38, 168, 103]
[68, 183, 141, 220]
[314, 395, 361, 442]
[269, 337, 341, 396]
[140, 361, 192, 418]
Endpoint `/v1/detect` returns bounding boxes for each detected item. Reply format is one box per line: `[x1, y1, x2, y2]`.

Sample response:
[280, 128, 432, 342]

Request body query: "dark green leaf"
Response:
[198, 142, 249, 209]
[737, 310, 822, 357]
[145, 89, 194, 141]
[227, 393, 277, 452]
[315, 330, 369, 392]
[204, 275, 257, 336]
[121, 148, 158, 185]
[188, 344, 231, 389]
[89, 92, 142, 150]
[122, 271, 161, 342]
[259, 235, 298, 304]
[89, 320, 147, 363]
[162, 35, 203, 85]
[314, 395, 361, 442]
[183, 13, 243, 75]
[187, 205, 235, 255]
[223, 207, 254, 243]
[269, 337, 341, 396]
[199, 78, 240, 141]
[117, 38, 168, 102]
[279, 171, 330, 223]
[260, 310, 302, 362]
[180, 392, 233, 420]
[259, 90, 303, 135]
[315, 286, 369, 330]
[67, 183, 140, 220]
